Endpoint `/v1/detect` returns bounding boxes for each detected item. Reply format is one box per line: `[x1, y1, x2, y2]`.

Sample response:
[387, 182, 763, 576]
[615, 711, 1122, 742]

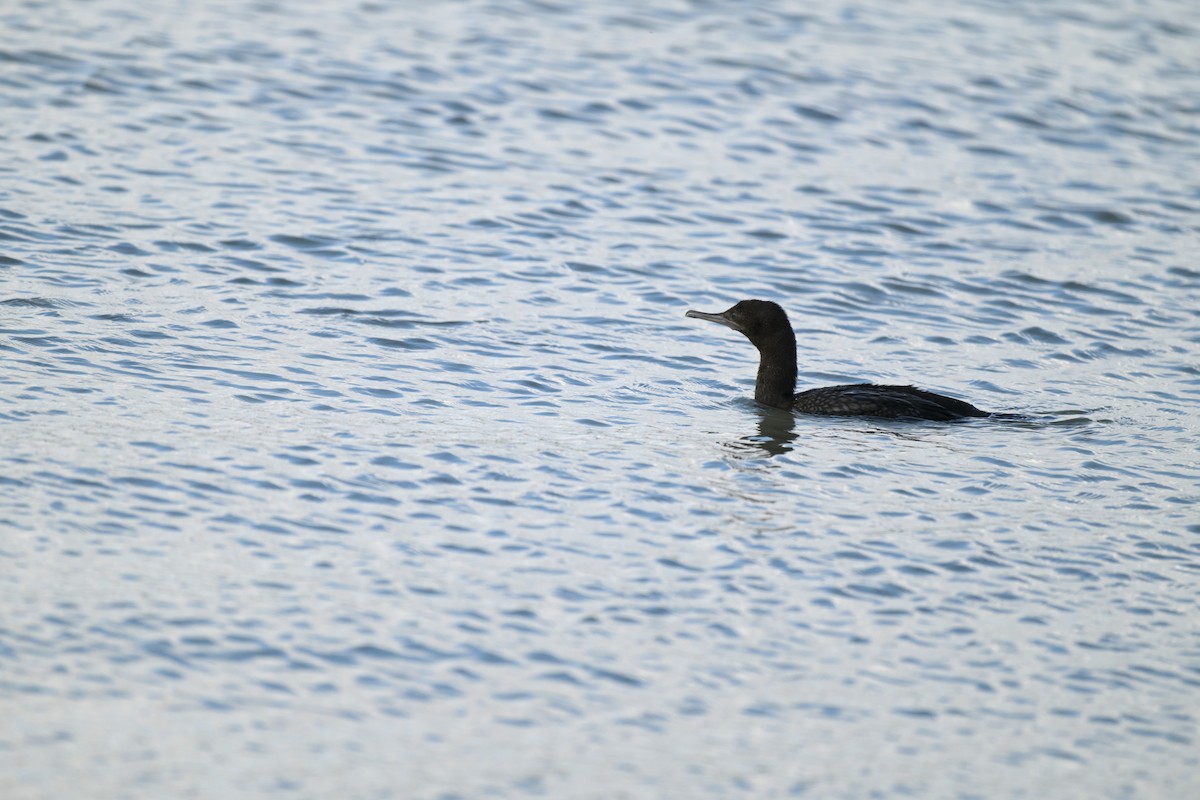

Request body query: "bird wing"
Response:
[794, 384, 984, 420]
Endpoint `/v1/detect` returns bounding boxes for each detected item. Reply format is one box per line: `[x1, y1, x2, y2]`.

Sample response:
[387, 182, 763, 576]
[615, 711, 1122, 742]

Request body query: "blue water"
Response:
[3, 0, 1199, 797]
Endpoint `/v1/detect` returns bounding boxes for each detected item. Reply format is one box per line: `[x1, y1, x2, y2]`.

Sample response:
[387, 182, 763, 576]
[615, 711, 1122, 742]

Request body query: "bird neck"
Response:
[753, 328, 798, 408]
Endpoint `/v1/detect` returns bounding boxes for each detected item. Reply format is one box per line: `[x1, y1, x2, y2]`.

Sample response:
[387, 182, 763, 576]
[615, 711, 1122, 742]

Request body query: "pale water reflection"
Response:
[2, 0, 1198, 798]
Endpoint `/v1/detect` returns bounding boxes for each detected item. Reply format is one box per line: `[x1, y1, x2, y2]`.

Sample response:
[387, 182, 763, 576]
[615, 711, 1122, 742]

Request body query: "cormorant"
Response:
[686, 299, 990, 421]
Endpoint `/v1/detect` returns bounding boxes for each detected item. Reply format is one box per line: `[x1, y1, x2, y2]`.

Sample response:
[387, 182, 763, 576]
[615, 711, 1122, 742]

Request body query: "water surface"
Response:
[3, 0, 1199, 797]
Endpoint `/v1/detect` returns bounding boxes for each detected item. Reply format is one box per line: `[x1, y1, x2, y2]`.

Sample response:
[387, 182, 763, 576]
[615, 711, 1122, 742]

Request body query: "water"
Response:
[3, 0, 1199, 797]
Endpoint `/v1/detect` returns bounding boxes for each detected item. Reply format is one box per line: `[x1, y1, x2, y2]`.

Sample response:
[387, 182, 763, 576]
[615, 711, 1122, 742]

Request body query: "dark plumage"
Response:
[686, 299, 990, 421]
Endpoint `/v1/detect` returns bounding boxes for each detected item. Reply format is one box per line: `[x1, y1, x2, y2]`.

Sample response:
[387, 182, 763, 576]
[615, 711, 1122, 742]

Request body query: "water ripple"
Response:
[3, 0, 1199, 797]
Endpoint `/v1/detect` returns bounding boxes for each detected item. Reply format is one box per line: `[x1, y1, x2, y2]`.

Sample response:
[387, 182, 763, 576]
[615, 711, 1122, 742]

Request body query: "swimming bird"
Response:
[686, 299, 990, 420]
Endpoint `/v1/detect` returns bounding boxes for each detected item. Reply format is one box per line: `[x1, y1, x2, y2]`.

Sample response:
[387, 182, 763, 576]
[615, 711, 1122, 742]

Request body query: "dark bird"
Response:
[686, 299, 990, 420]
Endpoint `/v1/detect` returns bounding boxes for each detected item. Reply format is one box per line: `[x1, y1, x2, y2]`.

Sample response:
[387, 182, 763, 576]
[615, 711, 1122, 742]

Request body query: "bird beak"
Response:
[686, 309, 742, 332]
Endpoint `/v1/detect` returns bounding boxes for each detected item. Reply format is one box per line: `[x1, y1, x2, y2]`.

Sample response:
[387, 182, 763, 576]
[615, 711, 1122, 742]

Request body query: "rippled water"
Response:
[3, 0, 1199, 797]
